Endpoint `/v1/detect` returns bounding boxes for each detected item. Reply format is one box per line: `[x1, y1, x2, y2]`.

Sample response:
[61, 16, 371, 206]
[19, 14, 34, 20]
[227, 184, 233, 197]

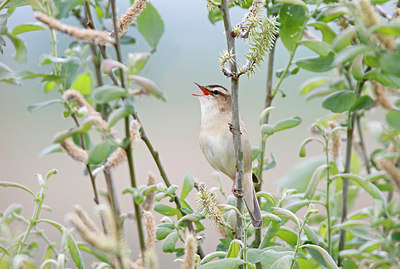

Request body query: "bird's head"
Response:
[193, 83, 232, 113]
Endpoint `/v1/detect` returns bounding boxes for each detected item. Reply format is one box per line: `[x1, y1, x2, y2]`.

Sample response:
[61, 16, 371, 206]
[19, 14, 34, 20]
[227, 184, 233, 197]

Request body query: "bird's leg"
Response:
[228, 123, 242, 135]
[231, 179, 243, 198]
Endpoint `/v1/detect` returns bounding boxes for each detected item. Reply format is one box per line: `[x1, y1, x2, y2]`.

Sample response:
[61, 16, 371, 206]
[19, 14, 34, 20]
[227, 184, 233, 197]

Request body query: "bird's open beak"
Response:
[192, 83, 210, 96]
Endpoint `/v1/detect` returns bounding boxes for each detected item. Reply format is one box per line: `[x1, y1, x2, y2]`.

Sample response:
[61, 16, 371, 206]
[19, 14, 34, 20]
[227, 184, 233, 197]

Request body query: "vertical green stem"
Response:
[290, 220, 307, 269]
[18, 192, 44, 254]
[109, 0, 145, 256]
[325, 142, 332, 256]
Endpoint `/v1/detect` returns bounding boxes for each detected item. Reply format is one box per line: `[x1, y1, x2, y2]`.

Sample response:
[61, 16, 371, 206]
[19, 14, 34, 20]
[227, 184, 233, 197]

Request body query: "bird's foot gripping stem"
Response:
[232, 187, 244, 198]
[228, 123, 242, 135]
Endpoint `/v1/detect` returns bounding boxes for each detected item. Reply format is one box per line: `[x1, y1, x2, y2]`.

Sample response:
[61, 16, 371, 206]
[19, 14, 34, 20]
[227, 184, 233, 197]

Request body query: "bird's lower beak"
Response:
[192, 83, 210, 96]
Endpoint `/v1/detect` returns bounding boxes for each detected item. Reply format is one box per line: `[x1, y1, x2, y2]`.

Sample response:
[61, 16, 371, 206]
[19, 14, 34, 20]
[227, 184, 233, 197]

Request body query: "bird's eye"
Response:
[212, 90, 219, 95]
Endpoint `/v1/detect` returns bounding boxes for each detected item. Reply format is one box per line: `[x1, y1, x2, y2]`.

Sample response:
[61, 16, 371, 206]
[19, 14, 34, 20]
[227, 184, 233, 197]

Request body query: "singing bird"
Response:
[193, 83, 262, 228]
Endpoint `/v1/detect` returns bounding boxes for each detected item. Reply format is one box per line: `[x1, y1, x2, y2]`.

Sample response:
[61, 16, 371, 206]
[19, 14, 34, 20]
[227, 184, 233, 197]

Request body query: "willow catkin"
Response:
[117, 0, 147, 37]
[142, 210, 156, 250]
[372, 81, 394, 110]
[181, 233, 197, 269]
[34, 12, 115, 45]
[142, 171, 156, 211]
[60, 138, 88, 164]
[63, 89, 98, 116]
[357, 0, 395, 50]
[376, 158, 400, 190]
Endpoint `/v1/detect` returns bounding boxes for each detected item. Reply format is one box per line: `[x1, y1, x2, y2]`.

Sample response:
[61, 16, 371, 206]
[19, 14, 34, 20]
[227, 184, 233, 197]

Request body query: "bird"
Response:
[193, 83, 263, 228]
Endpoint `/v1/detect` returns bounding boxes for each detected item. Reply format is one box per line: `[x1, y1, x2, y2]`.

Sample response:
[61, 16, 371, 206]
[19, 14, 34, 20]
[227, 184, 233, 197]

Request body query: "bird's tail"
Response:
[244, 187, 263, 228]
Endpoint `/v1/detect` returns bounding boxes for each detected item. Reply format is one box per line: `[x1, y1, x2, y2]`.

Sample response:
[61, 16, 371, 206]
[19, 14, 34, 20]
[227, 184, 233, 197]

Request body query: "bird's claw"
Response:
[232, 188, 244, 198]
[228, 123, 242, 134]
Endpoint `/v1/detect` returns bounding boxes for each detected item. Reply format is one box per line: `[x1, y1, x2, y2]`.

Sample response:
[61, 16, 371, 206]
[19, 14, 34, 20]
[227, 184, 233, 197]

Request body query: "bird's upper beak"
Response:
[192, 83, 210, 97]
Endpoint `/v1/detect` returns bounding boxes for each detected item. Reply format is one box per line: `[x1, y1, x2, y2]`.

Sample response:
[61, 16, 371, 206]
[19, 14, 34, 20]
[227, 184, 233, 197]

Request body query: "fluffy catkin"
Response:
[142, 171, 156, 211]
[117, 0, 147, 37]
[329, 122, 344, 172]
[60, 138, 88, 164]
[142, 211, 156, 250]
[357, 0, 395, 50]
[376, 158, 400, 190]
[372, 81, 394, 110]
[67, 211, 113, 253]
[34, 12, 115, 45]
[63, 89, 98, 116]
[181, 233, 197, 269]
[195, 181, 232, 231]
[104, 120, 141, 171]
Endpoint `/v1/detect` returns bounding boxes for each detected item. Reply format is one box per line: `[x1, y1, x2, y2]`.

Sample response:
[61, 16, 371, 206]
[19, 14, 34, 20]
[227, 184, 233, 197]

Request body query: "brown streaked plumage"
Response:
[193, 83, 262, 228]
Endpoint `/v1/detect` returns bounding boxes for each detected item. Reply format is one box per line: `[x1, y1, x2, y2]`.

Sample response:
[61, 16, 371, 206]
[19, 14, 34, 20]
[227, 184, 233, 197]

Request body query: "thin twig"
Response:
[110, 0, 146, 257]
[132, 113, 205, 258]
[356, 114, 371, 174]
[220, 0, 244, 241]
[338, 79, 367, 266]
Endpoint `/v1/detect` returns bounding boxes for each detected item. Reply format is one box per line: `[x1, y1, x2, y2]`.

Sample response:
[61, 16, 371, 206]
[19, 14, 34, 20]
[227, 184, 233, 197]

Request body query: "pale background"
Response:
[0, 0, 362, 267]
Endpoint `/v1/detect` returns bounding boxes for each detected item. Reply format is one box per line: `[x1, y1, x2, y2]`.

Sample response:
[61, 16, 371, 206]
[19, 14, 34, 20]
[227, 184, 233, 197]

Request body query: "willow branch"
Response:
[110, 0, 145, 257]
[132, 113, 205, 258]
[220, 0, 244, 240]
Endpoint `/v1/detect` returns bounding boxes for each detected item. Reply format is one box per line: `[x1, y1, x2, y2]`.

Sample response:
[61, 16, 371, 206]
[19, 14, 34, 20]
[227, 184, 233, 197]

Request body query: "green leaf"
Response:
[65, 231, 84, 269]
[350, 96, 374, 112]
[301, 244, 338, 269]
[198, 258, 245, 269]
[129, 75, 166, 101]
[41, 245, 52, 269]
[380, 52, 400, 76]
[273, 116, 302, 132]
[225, 240, 243, 258]
[308, 22, 336, 43]
[371, 23, 400, 36]
[1, 0, 28, 9]
[107, 104, 134, 129]
[322, 90, 356, 113]
[208, 9, 222, 25]
[156, 226, 173, 240]
[300, 77, 330, 95]
[300, 40, 332, 57]
[12, 23, 45, 35]
[271, 207, 300, 227]
[279, 4, 307, 53]
[260, 250, 294, 268]
[296, 53, 335, 72]
[0, 181, 36, 198]
[351, 55, 364, 81]
[162, 231, 178, 253]
[137, 2, 164, 49]
[304, 164, 328, 199]
[279, 156, 325, 192]
[60, 57, 80, 89]
[44, 81, 56, 92]
[271, 255, 293, 269]
[364, 69, 400, 89]
[70, 72, 91, 95]
[94, 85, 126, 104]
[332, 27, 356, 52]
[181, 173, 194, 200]
[275, 0, 308, 10]
[88, 139, 117, 165]
[386, 110, 400, 130]
[200, 251, 227, 265]
[6, 32, 27, 63]
[303, 224, 319, 244]
[27, 99, 62, 113]
[40, 144, 62, 157]
[334, 45, 373, 65]
[154, 204, 179, 216]
[127, 52, 150, 75]
[317, 6, 348, 22]
[276, 227, 298, 246]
